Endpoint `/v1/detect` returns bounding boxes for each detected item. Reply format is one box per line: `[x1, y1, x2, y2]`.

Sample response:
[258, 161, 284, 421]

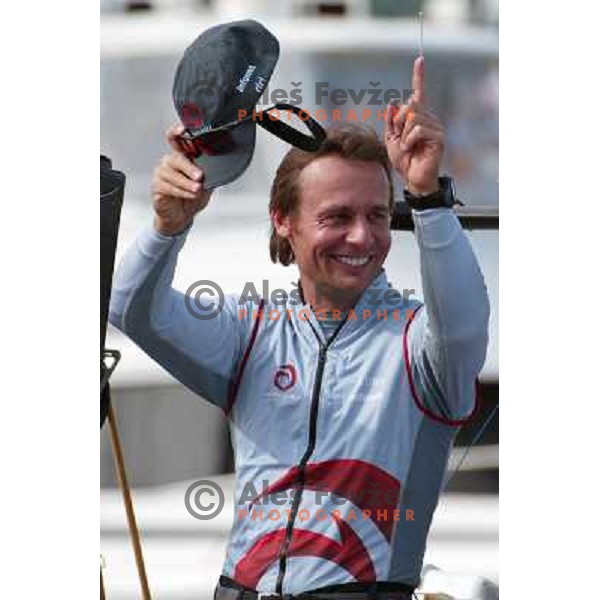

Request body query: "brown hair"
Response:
[268, 123, 394, 266]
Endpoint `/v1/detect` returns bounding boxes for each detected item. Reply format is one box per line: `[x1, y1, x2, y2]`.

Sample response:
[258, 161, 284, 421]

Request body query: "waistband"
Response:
[216, 575, 415, 600]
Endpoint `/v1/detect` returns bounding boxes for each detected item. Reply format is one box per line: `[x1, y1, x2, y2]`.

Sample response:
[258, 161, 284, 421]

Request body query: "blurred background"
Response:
[100, 1, 498, 598]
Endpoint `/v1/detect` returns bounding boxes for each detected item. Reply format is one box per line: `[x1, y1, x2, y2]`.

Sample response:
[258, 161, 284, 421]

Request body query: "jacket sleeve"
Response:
[406, 208, 490, 423]
[108, 223, 245, 411]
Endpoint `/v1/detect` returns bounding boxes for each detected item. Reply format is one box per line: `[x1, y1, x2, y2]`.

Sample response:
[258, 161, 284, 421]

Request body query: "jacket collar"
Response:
[287, 269, 395, 348]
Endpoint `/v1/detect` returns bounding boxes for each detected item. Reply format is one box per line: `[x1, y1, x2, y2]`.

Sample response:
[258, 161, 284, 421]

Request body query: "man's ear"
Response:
[271, 209, 292, 239]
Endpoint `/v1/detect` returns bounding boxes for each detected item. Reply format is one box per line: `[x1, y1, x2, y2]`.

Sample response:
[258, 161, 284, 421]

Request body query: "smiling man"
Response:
[269, 144, 393, 313]
[109, 57, 490, 599]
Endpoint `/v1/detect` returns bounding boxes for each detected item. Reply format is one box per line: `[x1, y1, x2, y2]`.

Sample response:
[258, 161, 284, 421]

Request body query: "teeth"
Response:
[335, 255, 370, 266]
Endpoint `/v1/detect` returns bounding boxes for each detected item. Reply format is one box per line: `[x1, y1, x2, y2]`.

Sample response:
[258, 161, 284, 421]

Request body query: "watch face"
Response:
[440, 176, 455, 207]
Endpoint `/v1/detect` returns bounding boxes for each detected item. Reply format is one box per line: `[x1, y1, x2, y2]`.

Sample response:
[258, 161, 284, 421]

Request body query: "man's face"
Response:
[274, 155, 392, 305]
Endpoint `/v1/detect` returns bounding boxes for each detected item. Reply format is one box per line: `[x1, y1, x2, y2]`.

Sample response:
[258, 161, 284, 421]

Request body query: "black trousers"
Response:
[215, 575, 415, 600]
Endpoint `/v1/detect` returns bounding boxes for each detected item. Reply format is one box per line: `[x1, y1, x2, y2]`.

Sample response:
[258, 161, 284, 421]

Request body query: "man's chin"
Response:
[333, 265, 380, 286]
[318, 271, 377, 304]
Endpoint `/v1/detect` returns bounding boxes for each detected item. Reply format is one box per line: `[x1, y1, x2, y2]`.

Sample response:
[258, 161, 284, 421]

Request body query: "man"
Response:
[109, 57, 489, 598]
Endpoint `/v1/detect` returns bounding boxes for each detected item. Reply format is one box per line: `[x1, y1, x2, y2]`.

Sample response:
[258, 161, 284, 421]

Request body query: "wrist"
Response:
[153, 216, 190, 237]
[406, 180, 440, 197]
[403, 176, 456, 211]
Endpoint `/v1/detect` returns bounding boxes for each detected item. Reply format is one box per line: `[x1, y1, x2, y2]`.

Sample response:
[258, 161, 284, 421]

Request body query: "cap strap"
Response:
[257, 103, 326, 152]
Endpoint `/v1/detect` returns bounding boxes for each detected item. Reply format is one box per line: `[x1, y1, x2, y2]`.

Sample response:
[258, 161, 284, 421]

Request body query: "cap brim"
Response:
[194, 120, 256, 189]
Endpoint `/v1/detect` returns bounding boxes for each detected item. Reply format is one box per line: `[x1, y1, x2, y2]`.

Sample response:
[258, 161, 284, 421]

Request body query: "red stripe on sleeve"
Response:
[225, 300, 265, 417]
[402, 306, 481, 427]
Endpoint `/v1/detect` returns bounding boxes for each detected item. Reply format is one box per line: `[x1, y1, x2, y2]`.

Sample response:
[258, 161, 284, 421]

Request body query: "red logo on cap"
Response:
[181, 103, 204, 129]
[274, 364, 297, 392]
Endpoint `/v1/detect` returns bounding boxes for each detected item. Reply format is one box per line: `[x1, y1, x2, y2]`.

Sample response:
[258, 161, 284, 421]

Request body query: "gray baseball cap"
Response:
[172, 19, 326, 188]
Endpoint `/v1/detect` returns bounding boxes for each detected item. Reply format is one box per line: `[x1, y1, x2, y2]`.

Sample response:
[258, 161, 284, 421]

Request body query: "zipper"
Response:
[275, 315, 347, 594]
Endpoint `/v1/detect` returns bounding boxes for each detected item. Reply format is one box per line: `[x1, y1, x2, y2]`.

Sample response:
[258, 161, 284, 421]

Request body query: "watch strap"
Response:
[403, 176, 455, 211]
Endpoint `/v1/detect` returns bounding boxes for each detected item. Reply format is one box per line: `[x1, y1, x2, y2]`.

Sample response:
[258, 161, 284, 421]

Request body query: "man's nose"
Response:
[346, 217, 374, 247]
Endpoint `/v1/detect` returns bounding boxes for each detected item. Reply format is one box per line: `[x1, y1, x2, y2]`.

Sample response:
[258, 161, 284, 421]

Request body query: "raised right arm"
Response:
[108, 125, 243, 410]
[108, 224, 243, 411]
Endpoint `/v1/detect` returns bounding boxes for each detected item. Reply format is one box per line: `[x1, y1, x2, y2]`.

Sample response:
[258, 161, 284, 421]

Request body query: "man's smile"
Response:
[330, 254, 373, 267]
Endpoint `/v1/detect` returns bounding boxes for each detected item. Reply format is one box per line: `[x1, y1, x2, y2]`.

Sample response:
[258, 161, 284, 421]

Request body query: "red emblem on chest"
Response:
[273, 364, 297, 392]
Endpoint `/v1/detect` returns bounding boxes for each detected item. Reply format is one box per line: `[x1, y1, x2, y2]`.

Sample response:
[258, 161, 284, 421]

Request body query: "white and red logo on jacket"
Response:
[273, 364, 297, 392]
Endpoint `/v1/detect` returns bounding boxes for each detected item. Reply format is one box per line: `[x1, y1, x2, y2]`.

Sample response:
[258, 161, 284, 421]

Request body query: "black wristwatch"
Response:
[403, 176, 457, 211]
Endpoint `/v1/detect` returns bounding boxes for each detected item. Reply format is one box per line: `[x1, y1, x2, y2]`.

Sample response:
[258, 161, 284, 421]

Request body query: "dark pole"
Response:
[101, 156, 152, 599]
[391, 202, 499, 231]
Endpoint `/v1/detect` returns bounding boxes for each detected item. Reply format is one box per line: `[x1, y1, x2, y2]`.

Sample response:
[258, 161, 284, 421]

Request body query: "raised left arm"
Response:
[408, 208, 490, 421]
[386, 57, 490, 421]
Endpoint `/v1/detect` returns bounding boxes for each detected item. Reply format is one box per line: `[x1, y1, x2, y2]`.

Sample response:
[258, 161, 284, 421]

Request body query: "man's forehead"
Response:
[297, 156, 389, 211]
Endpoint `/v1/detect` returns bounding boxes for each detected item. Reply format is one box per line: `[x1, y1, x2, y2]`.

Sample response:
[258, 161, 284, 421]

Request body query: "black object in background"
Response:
[100, 156, 125, 427]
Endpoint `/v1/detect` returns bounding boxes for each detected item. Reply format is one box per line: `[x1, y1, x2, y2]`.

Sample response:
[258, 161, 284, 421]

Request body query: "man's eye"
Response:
[370, 212, 389, 222]
[327, 214, 350, 223]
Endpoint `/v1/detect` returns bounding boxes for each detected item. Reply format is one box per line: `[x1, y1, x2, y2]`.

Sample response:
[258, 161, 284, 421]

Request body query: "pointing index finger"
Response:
[411, 55, 425, 104]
